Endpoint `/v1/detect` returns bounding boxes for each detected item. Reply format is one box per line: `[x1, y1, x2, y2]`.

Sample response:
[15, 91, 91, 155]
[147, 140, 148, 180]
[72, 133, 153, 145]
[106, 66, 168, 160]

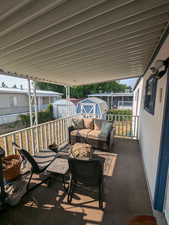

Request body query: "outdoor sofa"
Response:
[69, 118, 115, 151]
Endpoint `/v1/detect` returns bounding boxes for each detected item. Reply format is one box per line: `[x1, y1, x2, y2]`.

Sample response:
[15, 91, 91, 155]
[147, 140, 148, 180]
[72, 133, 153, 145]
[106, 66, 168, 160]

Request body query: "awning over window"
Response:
[0, 0, 169, 86]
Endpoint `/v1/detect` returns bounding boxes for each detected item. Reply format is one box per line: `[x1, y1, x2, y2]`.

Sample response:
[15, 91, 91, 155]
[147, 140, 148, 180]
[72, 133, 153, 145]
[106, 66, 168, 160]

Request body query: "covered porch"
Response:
[1, 138, 152, 225]
[0, 0, 169, 224]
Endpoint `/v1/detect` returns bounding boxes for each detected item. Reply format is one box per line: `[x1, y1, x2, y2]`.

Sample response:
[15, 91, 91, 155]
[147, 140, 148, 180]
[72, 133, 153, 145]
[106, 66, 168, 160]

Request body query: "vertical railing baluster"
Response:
[3, 136, 8, 156]
[36, 126, 40, 152]
[40, 125, 44, 149]
[51, 122, 54, 144]
[19, 131, 23, 148]
[12, 134, 16, 154]
[48, 122, 51, 145]
[56, 120, 59, 145]
[130, 116, 134, 139]
[60, 119, 63, 144]
[25, 129, 29, 151]
[44, 124, 48, 148]
[54, 121, 57, 143]
[31, 128, 35, 155]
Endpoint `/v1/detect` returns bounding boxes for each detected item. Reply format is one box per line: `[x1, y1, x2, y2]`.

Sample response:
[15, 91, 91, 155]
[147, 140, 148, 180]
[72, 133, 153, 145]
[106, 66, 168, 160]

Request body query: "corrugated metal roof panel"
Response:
[0, 0, 168, 85]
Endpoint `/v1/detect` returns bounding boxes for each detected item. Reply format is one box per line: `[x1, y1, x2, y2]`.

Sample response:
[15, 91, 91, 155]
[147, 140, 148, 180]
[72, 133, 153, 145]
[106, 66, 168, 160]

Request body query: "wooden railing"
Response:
[0, 114, 139, 156]
[107, 114, 139, 139]
[0, 116, 73, 156]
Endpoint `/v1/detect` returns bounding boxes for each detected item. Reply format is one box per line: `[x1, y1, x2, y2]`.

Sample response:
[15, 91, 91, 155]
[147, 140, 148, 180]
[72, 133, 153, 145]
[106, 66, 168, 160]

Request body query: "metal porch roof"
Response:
[0, 0, 169, 86]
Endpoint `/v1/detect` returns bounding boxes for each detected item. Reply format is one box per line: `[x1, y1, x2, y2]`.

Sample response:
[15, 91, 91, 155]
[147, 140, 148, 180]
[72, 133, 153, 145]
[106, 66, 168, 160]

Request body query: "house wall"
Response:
[0, 92, 61, 124]
[0, 93, 28, 108]
[138, 36, 169, 220]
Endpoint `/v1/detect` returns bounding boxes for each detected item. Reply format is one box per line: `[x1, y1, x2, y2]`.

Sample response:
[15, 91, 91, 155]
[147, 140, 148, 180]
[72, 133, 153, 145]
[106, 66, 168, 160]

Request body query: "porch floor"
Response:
[1, 138, 152, 225]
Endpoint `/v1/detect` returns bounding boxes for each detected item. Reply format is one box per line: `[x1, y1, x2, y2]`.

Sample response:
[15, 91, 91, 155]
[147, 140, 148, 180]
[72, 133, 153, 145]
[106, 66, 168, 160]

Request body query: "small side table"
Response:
[47, 157, 69, 190]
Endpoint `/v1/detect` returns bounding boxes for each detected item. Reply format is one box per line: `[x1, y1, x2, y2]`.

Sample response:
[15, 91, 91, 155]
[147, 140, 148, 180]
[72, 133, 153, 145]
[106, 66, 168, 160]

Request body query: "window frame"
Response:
[144, 75, 157, 115]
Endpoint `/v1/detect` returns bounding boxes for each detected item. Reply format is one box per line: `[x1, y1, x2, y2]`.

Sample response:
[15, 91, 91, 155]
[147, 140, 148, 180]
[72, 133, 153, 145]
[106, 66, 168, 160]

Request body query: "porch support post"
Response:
[33, 81, 38, 125]
[65, 86, 70, 116]
[38, 96, 41, 111]
[28, 79, 33, 127]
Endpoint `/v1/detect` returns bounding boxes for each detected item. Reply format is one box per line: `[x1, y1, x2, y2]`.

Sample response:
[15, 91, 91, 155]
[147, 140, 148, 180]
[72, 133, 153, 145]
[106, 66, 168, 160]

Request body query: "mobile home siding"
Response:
[139, 36, 169, 220]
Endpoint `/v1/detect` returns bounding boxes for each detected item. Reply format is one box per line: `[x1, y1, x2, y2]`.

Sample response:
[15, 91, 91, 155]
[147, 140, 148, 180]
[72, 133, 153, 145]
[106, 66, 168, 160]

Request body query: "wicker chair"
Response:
[12, 142, 57, 192]
[67, 158, 104, 208]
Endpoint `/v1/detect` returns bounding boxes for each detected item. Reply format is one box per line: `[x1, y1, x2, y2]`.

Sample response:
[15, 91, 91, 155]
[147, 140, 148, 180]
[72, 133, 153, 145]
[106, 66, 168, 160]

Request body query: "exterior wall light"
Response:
[151, 57, 169, 79]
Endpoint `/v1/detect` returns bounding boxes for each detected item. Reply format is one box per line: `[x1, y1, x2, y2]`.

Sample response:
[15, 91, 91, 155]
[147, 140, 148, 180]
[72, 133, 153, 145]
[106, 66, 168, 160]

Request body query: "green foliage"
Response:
[35, 81, 130, 99]
[19, 104, 54, 127]
[108, 109, 132, 115]
[35, 82, 66, 97]
[19, 114, 30, 127]
[107, 109, 132, 121]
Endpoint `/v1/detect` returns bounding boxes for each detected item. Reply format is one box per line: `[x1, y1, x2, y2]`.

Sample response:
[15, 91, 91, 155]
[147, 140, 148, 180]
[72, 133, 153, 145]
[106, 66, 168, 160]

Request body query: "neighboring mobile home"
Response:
[88, 92, 133, 109]
[0, 88, 63, 124]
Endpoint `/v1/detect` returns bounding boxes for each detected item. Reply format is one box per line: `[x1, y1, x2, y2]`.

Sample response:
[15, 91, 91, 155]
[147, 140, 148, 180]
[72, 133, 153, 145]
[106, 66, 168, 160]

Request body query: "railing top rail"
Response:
[0, 115, 75, 138]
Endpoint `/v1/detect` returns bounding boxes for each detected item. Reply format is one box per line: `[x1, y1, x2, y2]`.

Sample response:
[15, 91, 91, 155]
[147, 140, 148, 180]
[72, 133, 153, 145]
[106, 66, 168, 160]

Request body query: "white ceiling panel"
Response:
[0, 0, 168, 85]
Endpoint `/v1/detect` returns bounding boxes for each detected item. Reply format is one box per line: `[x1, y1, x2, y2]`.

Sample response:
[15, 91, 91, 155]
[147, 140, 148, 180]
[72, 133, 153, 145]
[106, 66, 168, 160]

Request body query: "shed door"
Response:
[80, 103, 96, 115]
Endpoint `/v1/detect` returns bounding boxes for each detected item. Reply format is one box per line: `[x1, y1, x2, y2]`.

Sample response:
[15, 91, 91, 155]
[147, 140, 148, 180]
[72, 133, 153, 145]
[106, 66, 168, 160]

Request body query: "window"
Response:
[144, 75, 157, 115]
[9, 96, 18, 107]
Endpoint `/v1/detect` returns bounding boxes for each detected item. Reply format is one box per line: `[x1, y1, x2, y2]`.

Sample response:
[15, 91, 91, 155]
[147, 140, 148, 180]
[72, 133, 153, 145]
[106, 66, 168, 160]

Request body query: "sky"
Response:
[0, 74, 138, 89]
[120, 77, 138, 88]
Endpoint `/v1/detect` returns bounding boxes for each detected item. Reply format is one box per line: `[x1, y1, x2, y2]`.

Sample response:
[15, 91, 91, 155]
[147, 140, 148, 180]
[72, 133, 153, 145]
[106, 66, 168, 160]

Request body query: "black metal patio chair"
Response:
[12, 142, 57, 192]
[67, 158, 104, 208]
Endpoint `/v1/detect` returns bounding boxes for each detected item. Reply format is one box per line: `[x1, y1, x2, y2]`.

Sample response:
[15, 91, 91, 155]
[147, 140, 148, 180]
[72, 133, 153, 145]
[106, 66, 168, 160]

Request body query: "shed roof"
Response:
[79, 97, 107, 104]
[53, 99, 75, 105]
[0, 0, 168, 86]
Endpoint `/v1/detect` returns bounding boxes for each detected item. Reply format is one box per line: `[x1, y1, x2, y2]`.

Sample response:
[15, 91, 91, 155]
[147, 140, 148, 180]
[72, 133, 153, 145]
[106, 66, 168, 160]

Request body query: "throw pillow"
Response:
[70, 143, 93, 159]
[101, 121, 112, 137]
[83, 118, 94, 129]
[94, 119, 103, 130]
[72, 118, 84, 129]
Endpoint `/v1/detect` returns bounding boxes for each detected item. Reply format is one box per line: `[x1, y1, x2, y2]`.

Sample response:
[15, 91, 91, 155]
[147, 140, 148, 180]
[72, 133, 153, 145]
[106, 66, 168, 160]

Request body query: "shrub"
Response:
[107, 109, 132, 115]
[107, 109, 132, 121]
[19, 104, 54, 127]
[19, 114, 31, 127]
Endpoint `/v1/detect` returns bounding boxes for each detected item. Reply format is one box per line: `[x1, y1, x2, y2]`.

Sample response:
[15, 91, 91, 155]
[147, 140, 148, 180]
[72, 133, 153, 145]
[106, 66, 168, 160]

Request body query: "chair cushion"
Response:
[94, 119, 103, 130]
[71, 129, 91, 138]
[100, 121, 112, 136]
[83, 118, 94, 129]
[72, 118, 84, 129]
[88, 130, 107, 141]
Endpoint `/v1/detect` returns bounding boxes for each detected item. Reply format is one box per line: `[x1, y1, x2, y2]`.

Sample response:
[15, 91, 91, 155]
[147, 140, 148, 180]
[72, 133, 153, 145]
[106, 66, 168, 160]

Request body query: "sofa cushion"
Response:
[101, 121, 112, 136]
[88, 130, 107, 141]
[94, 119, 103, 130]
[70, 143, 93, 159]
[72, 118, 84, 129]
[71, 129, 91, 138]
[83, 118, 94, 129]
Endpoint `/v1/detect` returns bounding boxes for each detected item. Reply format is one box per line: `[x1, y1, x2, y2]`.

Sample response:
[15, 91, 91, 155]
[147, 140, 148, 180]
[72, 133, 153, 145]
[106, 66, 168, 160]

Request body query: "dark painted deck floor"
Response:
[1, 138, 152, 225]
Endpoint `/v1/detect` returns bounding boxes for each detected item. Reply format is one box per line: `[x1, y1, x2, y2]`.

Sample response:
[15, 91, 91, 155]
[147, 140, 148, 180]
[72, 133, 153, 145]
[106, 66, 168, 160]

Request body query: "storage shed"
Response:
[76, 97, 108, 119]
[53, 99, 76, 118]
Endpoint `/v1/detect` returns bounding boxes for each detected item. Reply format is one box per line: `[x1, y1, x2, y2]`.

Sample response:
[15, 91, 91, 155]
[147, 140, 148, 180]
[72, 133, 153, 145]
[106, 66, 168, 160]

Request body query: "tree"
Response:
[35, 82, 66, 97]
[35, 80, 129, 99]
